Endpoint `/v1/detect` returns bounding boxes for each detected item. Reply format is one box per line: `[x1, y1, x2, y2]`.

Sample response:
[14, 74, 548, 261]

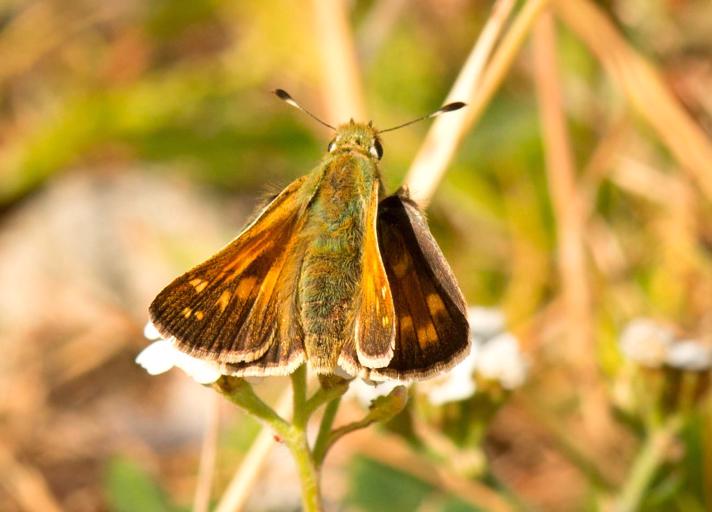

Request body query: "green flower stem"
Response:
[315, 386, 408, 464]
[288, 366, 323, 511]
[326, 417, 374, 449]
[216, 377, 290, 437]
[305, 381, 349, 418]
[216, 374, 323, 512]
[285, 430, 322, 512]
[215, 373, 402, 512]
[616, 414, 684, 512]
[313, 397, 342, 466]
[291, 364, 308, 428]
[313, 416, 373, 466]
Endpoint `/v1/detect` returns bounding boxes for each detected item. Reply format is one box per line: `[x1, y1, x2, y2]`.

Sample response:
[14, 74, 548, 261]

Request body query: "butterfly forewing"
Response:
[148, 172, 320, 366]
[370, 192, 470, 380]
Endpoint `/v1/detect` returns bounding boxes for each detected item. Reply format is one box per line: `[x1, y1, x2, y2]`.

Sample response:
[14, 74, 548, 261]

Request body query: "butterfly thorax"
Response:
[297, 134, 382, 373]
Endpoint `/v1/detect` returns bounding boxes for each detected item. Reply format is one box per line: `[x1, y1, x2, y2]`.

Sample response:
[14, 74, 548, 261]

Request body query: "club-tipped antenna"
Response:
[378, 101, 466, 134]
[273, 89, 336, 131]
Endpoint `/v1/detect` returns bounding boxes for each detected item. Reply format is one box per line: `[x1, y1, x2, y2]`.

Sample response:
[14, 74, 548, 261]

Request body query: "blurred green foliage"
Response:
[2, 0, 711, 510]
[346, 456, 482, 512]
[105, 457, 187, 512]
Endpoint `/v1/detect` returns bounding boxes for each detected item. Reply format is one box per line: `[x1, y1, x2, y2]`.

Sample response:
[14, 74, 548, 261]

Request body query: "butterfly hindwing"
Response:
[339, 179, 396, 375]
[149, 171, 320, 369]
[370, 191, 470, 380]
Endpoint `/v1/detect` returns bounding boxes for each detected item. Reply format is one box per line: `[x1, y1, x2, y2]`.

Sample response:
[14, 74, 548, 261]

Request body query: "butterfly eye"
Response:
[327, 140, 336, 152]
[370, 139, 383, 160]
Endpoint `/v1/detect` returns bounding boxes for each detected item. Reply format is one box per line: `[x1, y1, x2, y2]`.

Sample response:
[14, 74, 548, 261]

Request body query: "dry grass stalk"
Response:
[193, 393, 221, 512]
[579, 116, 632, 215]
[612, 157, 686, 205]
[578, 118, 632, 282]
[555, 0, 712, 200]
[311, 0, 367, 123]
[532, 11, 592, 364]
[214, 389, 292, 512]
[585, 216, 628, 284]
[357, 0, 409, 63]
[404, 0, 518, 207]
[532, 11, 626, 455]
[0, 443, 63, 512]
[53, 310, 137, 385]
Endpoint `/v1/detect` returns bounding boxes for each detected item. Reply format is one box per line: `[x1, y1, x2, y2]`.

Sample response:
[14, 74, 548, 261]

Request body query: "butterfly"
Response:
[148, 90, 470, 381]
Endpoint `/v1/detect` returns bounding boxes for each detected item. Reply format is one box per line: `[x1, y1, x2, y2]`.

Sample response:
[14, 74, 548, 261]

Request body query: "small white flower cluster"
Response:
[619, 318, 712, 371]
[136, 322, 222, 384]
[136, 307, 530, 404]
[421, 307, 528, 406]
[347, 379, 403, 407]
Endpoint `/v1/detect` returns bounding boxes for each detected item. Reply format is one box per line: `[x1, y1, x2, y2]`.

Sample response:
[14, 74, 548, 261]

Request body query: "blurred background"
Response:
[1, 0, 711, 511]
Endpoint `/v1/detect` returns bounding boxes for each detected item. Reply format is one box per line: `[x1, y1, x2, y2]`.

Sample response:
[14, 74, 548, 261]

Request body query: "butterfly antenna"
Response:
[378, 101, 466, 134]
[273, 89, 336, 130]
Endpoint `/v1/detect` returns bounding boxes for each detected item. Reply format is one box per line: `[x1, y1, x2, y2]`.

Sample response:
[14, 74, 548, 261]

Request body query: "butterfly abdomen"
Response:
[298, 155, 378, 373]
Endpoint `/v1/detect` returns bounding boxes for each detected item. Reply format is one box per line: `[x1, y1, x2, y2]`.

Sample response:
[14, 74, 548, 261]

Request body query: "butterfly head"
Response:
[327, 121, 383, 160]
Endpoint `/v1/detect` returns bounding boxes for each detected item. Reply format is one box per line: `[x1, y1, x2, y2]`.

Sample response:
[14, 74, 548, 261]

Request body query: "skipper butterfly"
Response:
[148, 90, 469, 381]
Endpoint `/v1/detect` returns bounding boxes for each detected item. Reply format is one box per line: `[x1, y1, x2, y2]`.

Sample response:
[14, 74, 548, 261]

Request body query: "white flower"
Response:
[143, 320, 162, 340]
[619, 318, 675, 368]
[468, 306, 506, 341]
[665, 340, 712, 371]
[347, 379, 403, 407]
[421, 307, 527, 405]
[422, 347, 479, 405]
[475, 333, 528, 390]
[136, 339, 178, 375]
[136, 322, 222, 384]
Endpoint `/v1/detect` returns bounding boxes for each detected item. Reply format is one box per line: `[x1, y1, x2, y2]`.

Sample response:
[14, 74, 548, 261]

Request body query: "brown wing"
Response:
[338, 179, 396, 375]
[149, 171, 320, 370]
[369, 191, 470, 381]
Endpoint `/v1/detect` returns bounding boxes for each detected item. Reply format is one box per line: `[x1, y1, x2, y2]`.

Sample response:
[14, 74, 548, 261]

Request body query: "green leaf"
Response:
[104, 457, 184, 512]
[346, 456, 433, 512]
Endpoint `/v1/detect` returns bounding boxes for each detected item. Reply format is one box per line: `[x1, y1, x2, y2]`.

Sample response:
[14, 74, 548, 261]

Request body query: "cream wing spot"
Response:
[425, 323, 438, 345]
[189, 278, 208, 293]
[416, 326, 427, 345]
[392, 255, 409, 277]
[217, 291, 232, 312]
[400, 315, 413, 331]
[415, 321, 438, 349]
[426, 293, 446, 316]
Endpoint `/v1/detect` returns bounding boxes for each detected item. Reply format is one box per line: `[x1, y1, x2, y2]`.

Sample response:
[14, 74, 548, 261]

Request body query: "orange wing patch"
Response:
[149, 170, 322, 368]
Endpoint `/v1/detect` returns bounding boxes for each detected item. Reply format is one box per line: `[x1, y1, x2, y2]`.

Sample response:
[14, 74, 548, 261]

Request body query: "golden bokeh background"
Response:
[1, 0, 711, 511]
